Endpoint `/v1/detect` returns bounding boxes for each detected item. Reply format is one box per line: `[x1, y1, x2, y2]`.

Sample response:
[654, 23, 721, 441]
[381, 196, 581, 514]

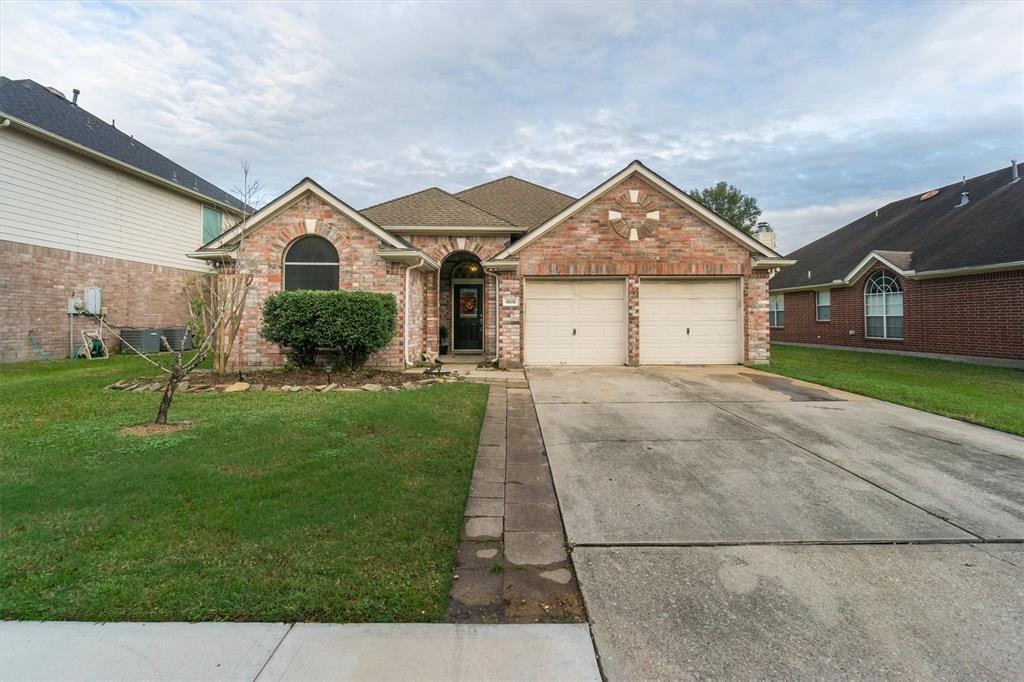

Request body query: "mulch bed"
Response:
[235, 367, 420, 388]
[107, 366, 450, 394]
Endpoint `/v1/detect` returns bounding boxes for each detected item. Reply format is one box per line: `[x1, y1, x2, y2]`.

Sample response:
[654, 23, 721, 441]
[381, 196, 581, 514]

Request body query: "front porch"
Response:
[435, 251, 496, 362]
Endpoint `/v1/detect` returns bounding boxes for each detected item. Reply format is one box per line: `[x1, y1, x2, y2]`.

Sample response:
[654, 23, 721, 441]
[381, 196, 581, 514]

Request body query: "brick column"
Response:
[745, 269, 771, 365]
[627, 275, 640, 366]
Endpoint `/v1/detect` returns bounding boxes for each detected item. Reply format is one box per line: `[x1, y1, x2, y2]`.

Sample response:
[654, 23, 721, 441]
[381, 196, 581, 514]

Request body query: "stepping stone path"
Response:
[447, 382, 586, 624]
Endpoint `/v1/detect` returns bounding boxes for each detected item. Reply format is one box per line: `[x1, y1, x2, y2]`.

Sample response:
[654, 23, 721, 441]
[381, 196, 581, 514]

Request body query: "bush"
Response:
[260, 290, 397, 368]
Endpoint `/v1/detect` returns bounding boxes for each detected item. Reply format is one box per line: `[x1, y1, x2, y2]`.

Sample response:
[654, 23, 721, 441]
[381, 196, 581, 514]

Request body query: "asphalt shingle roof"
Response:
[770, 164, 1024, 290]
[455, 176, 576, 229]
[0, 77, 246, 211]
[362, 187, 514, 227]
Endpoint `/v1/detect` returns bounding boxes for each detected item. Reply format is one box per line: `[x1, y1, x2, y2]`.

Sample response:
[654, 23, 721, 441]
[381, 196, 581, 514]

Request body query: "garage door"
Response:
[524, 279, 627, 365]
[639, 279, 740, 364]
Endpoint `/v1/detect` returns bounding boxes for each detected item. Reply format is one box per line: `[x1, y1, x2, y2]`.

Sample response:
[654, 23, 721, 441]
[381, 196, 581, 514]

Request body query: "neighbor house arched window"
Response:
[284, 235, 339, 291]
[864, 270, 903, 339]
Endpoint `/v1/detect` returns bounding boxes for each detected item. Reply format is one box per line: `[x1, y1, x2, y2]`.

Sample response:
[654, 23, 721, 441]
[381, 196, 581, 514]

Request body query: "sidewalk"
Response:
[1, 621, 600, 682]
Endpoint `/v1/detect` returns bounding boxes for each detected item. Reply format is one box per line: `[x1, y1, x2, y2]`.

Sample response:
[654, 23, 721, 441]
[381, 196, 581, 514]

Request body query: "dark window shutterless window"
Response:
[769, 293, 785, 328]
[815, 290, 831, 321]
[864, 270, 903, 339]
[284, 236, 339, 291]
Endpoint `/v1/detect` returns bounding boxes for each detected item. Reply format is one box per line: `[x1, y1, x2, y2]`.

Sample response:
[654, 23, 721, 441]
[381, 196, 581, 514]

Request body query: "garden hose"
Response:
[28, 330, 55, 362]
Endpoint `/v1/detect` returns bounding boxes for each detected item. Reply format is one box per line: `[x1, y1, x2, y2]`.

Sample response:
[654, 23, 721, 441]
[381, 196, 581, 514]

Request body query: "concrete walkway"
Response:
[1, 621, 600, 682]
[447, 380, 586, 622]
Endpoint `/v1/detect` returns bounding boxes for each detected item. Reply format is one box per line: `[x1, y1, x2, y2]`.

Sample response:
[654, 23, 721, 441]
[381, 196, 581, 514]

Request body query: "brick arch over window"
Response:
[267, 221, 351, 279]
[283, 234, 339, 291]
[406, 235, 509, 263]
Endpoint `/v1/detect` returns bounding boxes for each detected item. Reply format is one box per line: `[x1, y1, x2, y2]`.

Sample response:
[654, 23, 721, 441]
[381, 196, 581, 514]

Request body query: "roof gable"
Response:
[362, 187, 513, 228]
[493, 161, 782, 260]
[0, 77, 246, 212]
[770, 164, 1024, 290]
[199, 178, 410, 253]
[454, 176, 576, 229]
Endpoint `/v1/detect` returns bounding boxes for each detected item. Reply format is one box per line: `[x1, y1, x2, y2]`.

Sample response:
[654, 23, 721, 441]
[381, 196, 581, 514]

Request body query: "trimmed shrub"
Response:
[260, 290, 397, 368]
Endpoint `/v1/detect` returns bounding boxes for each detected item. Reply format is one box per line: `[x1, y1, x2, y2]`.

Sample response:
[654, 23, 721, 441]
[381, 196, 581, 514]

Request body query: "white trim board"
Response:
[492, 160, 784, 261]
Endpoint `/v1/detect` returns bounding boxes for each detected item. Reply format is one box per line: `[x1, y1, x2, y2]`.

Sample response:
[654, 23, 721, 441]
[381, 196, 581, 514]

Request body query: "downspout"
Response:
[404, 258, 429, 366]
[487, 269, 501, 365]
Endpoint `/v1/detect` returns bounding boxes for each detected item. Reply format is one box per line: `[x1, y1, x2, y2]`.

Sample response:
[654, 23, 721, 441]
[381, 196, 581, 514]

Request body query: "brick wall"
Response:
[230, 193, 407, 368]
[771, 267, 1024, 360]
[1, 239, 194, 363]
[505, 175, 769, 365]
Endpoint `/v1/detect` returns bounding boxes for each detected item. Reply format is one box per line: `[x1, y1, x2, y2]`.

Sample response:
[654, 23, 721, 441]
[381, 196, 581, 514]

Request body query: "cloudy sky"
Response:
[2, 1, 1021, 252]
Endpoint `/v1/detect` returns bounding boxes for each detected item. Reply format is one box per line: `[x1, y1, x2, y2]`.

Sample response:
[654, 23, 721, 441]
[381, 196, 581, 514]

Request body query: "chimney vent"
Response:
[955, 191, 970, 207]
[1012, 160, 1020, 184]
[72, 89, 80, 105]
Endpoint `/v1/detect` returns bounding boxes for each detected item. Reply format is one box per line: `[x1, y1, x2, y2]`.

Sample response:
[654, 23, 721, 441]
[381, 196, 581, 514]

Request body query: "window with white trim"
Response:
[815, 290, 831, 321]
[864, 270, 903, 339]
[284, 235, 340, 291]
[769, 293, 785, 328]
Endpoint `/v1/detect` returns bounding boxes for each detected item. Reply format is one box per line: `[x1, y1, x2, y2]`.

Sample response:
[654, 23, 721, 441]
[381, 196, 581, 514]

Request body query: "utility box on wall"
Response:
[84, 288, 102, 315]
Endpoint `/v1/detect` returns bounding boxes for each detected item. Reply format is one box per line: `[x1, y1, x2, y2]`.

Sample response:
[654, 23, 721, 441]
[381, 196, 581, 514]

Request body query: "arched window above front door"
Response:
[451, 261, 483, 279]
[284, 236, 339, 291]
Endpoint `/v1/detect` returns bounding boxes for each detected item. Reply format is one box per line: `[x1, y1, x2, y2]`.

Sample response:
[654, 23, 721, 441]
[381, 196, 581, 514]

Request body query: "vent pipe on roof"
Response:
[955, 191, 970, 207]
[72, 89, 80, 105]
[1012, 160, 1020, 184]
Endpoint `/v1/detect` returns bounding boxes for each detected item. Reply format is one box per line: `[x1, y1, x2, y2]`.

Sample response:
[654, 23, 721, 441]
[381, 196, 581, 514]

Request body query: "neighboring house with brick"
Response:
[193, 161, 791, 369]
[0, 77, 246, 362]
[769, 163, 1024, 364]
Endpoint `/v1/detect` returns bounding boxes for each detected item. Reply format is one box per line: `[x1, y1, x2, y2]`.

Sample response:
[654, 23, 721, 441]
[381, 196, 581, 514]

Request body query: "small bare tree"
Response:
[153, 163, 262, 424]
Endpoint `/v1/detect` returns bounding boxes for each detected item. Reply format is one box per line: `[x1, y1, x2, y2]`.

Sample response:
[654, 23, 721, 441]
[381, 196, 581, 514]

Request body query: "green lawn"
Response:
[0, 355, 488, 622]
[765, 344, 1024, 436]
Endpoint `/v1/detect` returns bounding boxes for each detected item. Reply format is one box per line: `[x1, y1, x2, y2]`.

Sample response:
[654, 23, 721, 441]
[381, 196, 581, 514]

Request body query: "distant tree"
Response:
[689, 182, 762, 234]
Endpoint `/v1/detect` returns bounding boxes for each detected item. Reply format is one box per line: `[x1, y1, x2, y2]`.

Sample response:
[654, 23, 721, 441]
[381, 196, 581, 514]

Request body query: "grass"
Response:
[765, 344, 1024, 436]
[0, 354, 488, 622]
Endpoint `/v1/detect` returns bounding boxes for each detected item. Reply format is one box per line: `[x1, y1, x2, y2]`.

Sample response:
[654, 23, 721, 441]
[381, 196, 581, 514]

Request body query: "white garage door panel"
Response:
[525, 280, 627, 366]
[640, 280, 740, 365]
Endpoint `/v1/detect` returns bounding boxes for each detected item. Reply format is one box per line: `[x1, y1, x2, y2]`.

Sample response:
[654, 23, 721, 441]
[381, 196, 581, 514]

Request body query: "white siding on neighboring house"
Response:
[0, 128, 230, 271]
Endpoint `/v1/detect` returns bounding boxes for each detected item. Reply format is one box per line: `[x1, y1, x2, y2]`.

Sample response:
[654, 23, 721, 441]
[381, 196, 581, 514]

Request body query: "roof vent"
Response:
[72, 89, 80, 105]
[45, 86, 66, 99]
[1012, 159, 1020, 184]
[919, 189, 939, 201]
[955, 191, 970, 207]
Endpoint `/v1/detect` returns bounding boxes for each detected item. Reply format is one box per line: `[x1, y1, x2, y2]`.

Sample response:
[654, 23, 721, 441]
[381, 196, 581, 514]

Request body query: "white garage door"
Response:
[640, 279, 741, 364]
[524, 279, 627, 366]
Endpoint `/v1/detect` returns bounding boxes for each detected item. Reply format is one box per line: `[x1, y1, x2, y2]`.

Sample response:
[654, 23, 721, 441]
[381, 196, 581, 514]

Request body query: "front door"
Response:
[454, 284, 483, 350]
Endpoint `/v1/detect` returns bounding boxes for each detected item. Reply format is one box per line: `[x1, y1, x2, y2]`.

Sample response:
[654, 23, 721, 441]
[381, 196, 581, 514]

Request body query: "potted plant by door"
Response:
[438, 325, 449, 355]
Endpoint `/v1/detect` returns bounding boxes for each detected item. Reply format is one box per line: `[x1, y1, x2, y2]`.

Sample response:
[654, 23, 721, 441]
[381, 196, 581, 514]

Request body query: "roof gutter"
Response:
[0, 111, 243, 215]
[404, 258, 431, 366]
[186, 249, 236, 263]
[752, 258, 797, 269]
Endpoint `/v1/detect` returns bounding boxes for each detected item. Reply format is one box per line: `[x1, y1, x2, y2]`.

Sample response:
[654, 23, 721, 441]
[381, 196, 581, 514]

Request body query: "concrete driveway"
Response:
[528, 365, 1024, 680]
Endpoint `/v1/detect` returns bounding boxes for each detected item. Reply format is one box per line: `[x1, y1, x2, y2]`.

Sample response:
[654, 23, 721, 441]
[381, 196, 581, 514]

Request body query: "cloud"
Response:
[2, 0, 1021, 253]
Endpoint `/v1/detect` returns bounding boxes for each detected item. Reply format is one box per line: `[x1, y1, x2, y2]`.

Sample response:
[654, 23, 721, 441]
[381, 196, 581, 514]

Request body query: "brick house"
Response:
[769, 163, 1024, 363]
[0, 77, 245, 362]
[193, 161, 791, 369]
